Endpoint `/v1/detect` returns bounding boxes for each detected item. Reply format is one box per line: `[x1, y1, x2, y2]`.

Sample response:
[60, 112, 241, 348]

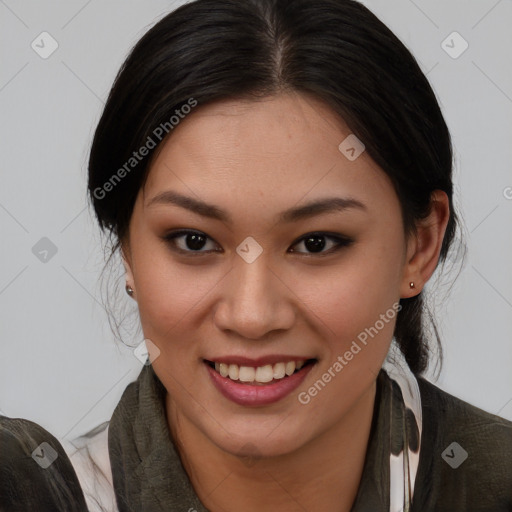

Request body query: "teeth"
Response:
[273, 362, 286, 379]
[239, 366, 255, 382]
[211, 360, 309, 383]
[285, 361, 296, 376]
[228, 364, 239, 380]
[255, 365, 274, 383]
[219, 363, 229, 378]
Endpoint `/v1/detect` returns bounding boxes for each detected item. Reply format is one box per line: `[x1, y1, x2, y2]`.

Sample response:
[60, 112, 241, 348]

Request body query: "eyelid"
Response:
[162, 229, 221, 255]
[162, 229, 353, 256]
[289, 231, 354, 256]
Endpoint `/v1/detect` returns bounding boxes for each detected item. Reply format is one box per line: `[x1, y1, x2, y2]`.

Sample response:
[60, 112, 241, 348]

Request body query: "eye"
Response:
[162, 230, 353, 257]
[288, 232, 353, 256]
[163, 230, 221, 255]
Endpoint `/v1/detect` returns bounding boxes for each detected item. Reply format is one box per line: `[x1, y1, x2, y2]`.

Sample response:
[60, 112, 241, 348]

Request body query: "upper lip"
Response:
[203, 355, 315, 366]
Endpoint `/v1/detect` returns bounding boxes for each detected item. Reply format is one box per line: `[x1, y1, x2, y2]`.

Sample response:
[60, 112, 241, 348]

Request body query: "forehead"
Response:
[142, 92, 396, 214]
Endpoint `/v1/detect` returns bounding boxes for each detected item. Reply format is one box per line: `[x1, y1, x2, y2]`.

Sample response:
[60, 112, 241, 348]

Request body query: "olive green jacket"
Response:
[1, 366, 511, 511]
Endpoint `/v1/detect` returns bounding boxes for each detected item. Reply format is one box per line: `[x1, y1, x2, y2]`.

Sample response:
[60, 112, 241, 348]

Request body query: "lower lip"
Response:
[205, 362, 314, 406]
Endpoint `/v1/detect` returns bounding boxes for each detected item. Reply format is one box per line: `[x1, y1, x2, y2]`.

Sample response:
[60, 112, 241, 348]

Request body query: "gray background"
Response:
[1, 0, 511, 440]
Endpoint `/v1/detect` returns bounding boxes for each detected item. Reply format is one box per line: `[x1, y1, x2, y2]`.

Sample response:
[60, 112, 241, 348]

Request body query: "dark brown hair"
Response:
[88, 0, 459, 375]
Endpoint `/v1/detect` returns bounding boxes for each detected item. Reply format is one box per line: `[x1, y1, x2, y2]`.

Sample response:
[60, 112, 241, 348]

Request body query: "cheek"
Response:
[133, 257, 220, 394]
[132, 249, 223, 345]
[291, 247, 403, 344]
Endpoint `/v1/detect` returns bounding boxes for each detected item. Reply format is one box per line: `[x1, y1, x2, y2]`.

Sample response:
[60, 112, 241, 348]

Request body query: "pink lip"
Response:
[205, 361, 315, 406]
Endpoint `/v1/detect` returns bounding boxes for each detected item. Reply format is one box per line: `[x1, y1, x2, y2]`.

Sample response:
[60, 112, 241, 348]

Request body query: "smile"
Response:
[206, 359, 314, 384]
[204, 358, 317, 406]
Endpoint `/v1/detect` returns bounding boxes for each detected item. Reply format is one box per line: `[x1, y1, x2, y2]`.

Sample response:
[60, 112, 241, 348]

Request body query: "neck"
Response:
[165, 381, 377, 512]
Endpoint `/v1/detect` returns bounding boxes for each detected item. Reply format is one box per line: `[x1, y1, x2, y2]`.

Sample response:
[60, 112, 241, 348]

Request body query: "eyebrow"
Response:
[146, 190, 366, 224]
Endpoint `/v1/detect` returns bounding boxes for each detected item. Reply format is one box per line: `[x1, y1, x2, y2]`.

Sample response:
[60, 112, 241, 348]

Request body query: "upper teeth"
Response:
[214, 360, 306, 383]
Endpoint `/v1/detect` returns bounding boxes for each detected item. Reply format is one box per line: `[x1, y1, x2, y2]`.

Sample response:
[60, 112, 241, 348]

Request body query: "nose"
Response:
[213, 254, 295, 340]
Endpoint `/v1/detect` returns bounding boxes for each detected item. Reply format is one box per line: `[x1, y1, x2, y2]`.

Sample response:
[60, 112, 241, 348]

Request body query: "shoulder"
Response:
[418, 376, 512, 456]
[0, 415, 88, 511]
[413, 378, 512, 511]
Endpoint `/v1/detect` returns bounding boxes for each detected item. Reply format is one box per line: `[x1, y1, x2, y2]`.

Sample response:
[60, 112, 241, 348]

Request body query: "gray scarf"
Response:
[108, 349, 422, 511]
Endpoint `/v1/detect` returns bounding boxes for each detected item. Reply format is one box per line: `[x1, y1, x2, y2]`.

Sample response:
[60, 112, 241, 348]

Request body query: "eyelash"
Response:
[162, 230, 354, 257]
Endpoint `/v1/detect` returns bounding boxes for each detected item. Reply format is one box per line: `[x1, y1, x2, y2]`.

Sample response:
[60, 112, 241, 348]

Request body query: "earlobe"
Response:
[121, 245, 136, 299]
[400, 190, 450, 298]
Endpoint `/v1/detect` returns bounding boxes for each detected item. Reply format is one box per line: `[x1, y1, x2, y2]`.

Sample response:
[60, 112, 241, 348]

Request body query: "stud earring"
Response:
[409, 282, 415, 289]
[125, 284, 134, 296]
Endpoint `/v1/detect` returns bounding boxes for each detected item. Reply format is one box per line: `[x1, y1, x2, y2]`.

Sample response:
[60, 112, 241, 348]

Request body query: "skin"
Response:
[122, 91, 450, 511]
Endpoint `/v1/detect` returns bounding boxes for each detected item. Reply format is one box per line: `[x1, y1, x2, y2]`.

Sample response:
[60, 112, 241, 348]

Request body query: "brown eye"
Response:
[289, 233, 353, 256]
[162, 230, 353, 257]
[163, 230, 221, 254]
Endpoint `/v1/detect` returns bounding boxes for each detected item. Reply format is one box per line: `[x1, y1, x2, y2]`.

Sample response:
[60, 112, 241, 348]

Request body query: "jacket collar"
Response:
[109, 354, 421, 512]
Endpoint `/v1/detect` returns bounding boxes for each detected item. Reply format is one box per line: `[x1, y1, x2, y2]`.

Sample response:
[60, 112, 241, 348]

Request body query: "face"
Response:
[123, 92, 412, 458]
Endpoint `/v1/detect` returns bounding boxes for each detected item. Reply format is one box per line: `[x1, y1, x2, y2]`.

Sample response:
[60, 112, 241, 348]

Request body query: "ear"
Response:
[121, 242, 136, 299]
[400, 190, 450, 298]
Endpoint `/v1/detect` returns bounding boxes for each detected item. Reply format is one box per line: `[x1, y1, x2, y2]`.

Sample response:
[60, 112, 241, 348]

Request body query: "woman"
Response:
[1, 0, 511, 511]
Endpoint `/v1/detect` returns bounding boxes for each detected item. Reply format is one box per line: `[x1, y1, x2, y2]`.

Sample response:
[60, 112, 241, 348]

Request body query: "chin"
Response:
[204, 417, 313, 460]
